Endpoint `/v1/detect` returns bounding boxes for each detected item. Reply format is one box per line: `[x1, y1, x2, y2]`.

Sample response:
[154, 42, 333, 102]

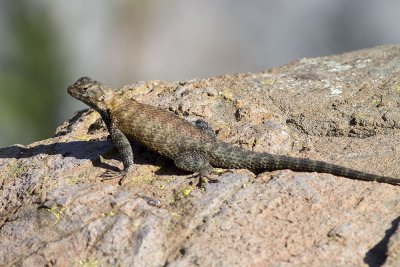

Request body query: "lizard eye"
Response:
[81, 85, 90, 91]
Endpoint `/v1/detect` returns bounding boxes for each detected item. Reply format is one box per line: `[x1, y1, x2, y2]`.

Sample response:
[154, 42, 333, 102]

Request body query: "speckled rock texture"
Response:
[2, 45, 400, 266]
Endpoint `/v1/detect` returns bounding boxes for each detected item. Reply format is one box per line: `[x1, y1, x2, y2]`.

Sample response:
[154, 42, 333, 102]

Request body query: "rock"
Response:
[2, 45, 400, 266]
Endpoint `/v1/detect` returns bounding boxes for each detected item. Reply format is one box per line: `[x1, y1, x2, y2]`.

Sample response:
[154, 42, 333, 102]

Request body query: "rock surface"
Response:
[2, 45, 400, 266]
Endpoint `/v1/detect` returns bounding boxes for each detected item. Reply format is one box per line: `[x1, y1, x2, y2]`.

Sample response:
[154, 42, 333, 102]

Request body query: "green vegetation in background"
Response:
[0, 1, 65, 147]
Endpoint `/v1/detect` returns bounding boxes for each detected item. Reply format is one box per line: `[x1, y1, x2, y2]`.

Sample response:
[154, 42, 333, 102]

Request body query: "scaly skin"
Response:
[67, 77, 400, 186]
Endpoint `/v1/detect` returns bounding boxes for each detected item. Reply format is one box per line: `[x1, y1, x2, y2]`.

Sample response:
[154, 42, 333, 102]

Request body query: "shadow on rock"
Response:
[364, 215, 400, 267]
[0, 140, 177, 174]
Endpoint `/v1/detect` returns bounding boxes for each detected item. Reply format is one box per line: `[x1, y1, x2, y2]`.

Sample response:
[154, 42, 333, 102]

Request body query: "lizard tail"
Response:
[208, 142, 400, 185]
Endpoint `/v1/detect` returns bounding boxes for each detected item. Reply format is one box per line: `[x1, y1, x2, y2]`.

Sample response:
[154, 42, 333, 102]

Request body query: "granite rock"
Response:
[2, 45, 400, 266]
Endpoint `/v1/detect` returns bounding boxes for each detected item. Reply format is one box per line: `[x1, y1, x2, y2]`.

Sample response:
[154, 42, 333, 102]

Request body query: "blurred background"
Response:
[1, 0, 400, 147]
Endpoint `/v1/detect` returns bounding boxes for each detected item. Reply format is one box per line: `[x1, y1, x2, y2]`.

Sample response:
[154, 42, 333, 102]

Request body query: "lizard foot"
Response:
[189, 168, 233, 188]
[187, 173, 218, 188]
[101, 166, 135, 185]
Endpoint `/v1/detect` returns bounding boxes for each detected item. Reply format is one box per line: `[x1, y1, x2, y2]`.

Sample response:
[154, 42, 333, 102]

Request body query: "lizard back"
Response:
[110, 97, 215, 159]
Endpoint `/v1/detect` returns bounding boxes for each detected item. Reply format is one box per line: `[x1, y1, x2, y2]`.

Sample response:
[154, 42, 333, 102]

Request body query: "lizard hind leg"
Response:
[174, 151, 215, 187]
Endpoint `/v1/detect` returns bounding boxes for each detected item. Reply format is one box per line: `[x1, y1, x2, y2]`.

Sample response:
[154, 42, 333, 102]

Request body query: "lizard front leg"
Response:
[102, 125, 135, 185]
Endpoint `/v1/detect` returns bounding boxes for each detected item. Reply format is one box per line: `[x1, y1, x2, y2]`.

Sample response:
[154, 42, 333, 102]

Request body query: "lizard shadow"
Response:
[364, 215, 400, 267]
[0, 139, 186, 176]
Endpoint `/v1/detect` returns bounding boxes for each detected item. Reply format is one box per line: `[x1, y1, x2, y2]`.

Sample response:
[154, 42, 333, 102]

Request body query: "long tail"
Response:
[208, 142, 400, 185]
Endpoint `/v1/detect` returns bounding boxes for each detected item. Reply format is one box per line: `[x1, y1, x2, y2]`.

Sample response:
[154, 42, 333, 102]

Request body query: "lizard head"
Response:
[67, 77, 114, 112]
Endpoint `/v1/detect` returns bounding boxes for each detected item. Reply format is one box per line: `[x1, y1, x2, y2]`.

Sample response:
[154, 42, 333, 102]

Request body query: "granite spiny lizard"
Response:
[67, 77, 400, 186]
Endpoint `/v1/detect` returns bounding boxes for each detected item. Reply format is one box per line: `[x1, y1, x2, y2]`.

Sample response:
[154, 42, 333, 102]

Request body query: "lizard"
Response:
[67, 77, 400, 186]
